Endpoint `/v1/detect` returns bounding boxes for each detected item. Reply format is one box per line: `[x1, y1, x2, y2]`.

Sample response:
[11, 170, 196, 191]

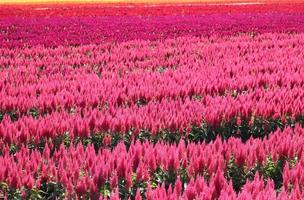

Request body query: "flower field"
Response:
[0, 2, 304, 199]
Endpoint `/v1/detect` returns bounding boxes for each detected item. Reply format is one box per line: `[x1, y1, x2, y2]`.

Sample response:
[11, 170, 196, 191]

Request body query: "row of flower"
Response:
[0, 125, 303, 199]
[1, 3, 304, 199]
[0, 34, 303, 146]
[1, 3, 303, 18]
[1, 33, 303, 113]
[1, 13, 304, 48]
[0, 87, 303, 145]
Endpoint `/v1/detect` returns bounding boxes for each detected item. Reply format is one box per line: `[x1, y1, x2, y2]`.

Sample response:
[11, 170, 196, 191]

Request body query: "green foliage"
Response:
[225, 158, 247, 192]
[28, 108, 40, 119]
[26, 187, 47, 200]
[8, 110, 18, 122]
[0, 111, 4, 122]
[0, 182, 22, 200]
[150, 167, 185, 191]
[260, 157, 284, 190]
[118, 179, 129, 200]
[188, 122, 215, 143]
[130, 173, 147, 200]
[178, 168, 189, 186]
[39, 181, 65, 200]
[100, 182, 111, 198]
[225, 156, 295, 192]
[1, 182, 65, 200]
[150, 167, 166, 189]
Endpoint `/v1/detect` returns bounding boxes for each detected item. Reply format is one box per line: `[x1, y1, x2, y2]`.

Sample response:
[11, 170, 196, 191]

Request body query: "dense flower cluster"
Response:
[0, 33, 303, 145]
[1, 3, 304, 18]
[0, 126, 304, 199]
[1, 13, 304, 48]
[0, 2, 304, 199]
